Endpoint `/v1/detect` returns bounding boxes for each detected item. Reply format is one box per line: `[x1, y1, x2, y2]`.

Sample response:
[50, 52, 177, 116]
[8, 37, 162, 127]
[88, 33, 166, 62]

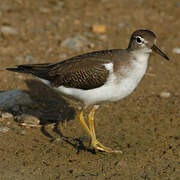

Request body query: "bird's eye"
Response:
[136, 36, 142, 44]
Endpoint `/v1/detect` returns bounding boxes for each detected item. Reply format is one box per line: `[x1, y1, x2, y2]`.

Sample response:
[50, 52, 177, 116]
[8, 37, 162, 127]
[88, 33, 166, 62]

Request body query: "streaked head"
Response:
[128, 29, 169, 60]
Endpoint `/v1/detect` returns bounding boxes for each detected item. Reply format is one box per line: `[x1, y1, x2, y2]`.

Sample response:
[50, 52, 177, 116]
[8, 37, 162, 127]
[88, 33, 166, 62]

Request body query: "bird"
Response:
[7, 29, 169, 153]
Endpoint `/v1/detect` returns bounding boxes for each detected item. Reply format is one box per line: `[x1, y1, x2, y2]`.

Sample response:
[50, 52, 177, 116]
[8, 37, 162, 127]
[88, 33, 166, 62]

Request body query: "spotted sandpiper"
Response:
[7, 29, 169, 153]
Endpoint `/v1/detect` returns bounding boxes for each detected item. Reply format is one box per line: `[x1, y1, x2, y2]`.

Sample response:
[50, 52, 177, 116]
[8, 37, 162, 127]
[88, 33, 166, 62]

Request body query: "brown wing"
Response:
[7, 50, 114, 90]
[49, 57, 110, 90]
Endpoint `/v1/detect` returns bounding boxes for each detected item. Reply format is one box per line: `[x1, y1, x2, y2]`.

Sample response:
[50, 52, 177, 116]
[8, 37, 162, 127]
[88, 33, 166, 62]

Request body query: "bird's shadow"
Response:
[22, 79, 95, 154]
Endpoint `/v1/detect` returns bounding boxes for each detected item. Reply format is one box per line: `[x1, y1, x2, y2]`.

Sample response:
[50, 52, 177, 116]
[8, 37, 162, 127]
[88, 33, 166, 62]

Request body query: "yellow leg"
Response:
[88, 106, 123, 153]
[88, 106, 96, 138]
[78, 110, 91, 136]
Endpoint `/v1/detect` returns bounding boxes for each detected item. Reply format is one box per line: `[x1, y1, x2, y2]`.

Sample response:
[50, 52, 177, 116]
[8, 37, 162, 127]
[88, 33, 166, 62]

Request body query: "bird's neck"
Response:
[131, 50, 151, 63]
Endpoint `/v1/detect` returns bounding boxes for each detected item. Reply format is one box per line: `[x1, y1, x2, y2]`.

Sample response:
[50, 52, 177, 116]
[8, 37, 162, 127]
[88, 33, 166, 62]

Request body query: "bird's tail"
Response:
[7, 63, 54, 80]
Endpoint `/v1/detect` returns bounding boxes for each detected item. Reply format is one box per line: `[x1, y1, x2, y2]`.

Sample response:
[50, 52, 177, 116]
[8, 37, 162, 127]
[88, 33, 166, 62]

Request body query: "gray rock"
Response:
[97, 34, 107, 41]
[159, 92, 171, 98]
[172, 48, 180, 54]
[0, 26, 18, 36]
[84, 31, 93, 37]
[0, 126, 10, 133]
[17, 114, 40, 127]
[39, 7, 50, 13]
[53, 1, 64, 10]
[0, 90, 33, 111]
[117, 23, 130, 28]
[15, 56, 24, 63]
[20, 130, 26, 135]
[15, 55, 37, 63]
[25, 55, 35, 63]
[57, 1, 64, 8]
[88, 43, 95, 48]
[61, 35, 89, 50]
[59, 53, 67, 59]
[176, 2, 180, 7]
[1, 112, 13, 119]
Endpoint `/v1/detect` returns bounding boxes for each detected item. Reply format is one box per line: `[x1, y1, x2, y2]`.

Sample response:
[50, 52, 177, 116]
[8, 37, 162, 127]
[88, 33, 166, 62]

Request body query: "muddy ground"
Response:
[0, 0, 179, 179]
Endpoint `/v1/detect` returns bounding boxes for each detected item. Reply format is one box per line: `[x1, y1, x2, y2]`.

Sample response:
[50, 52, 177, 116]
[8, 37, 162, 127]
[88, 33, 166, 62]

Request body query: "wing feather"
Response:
[49, 57, 110, 90]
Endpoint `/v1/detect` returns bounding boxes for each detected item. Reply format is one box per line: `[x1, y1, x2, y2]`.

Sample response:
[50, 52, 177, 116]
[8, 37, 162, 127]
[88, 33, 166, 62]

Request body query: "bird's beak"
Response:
[151, 45, 169, 60]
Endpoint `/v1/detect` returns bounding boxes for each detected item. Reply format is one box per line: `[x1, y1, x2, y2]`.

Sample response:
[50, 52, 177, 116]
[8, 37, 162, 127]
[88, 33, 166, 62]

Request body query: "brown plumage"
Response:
[7, 50, 124, 90]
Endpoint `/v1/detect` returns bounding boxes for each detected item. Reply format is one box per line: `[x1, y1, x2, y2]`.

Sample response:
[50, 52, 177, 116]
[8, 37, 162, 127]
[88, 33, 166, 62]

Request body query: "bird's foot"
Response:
[91, 139, 122, 153]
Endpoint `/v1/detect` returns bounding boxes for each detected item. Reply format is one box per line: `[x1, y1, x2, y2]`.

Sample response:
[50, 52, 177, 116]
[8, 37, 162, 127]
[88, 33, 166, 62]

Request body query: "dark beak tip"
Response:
[152, 45, 169, 61]
[163, 53, 170, 61]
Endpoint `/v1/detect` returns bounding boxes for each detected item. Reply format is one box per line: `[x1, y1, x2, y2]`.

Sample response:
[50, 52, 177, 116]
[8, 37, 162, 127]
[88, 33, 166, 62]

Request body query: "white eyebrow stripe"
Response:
[143, 38, 148, 44]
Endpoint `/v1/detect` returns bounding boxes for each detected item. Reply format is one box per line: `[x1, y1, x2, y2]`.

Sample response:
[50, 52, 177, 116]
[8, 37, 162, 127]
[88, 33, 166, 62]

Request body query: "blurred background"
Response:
[0, 0, 179, 179]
